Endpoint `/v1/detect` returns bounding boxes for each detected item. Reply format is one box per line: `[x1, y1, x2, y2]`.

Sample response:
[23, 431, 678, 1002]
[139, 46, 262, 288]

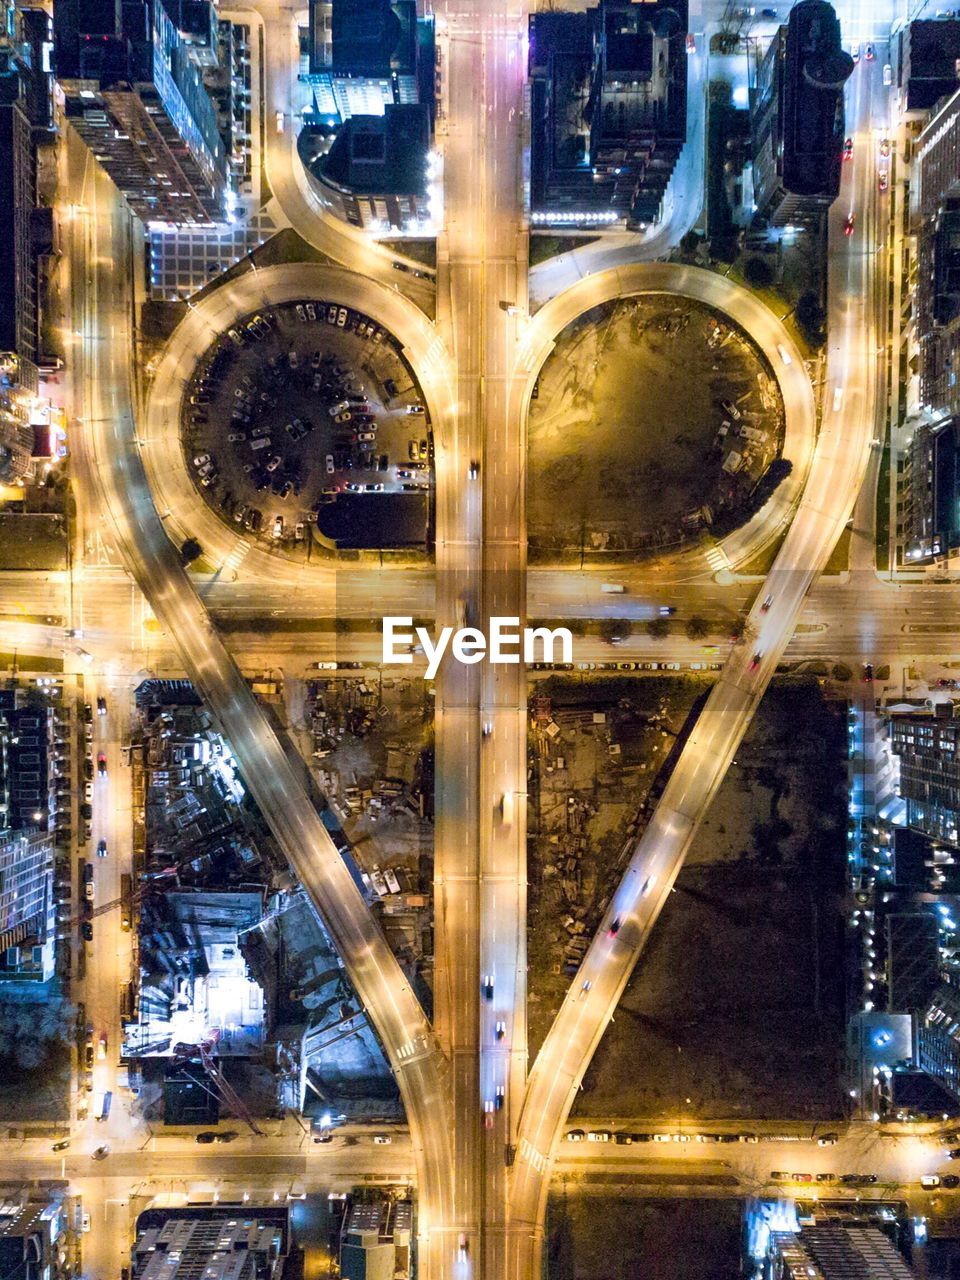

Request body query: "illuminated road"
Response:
[507, 15, 885, 1278]
[64, 129, 457, 1277]
[430, 0, 530, 1270]
[47, 0, 904, 1275]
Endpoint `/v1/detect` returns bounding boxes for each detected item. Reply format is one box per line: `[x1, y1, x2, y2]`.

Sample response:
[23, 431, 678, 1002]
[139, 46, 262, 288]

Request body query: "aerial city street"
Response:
[2, 0, 960, 1275]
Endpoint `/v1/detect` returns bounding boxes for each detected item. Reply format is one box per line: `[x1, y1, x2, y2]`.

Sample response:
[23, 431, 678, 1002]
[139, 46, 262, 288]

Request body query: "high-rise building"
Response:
[750, 0, 852, 227]
[919, 981, 960, 1103]
[528, 0, 689, 230]
[52, 0, 231, 226]
[0, 54, 38, 365]
[306, 0, 422, 119]
[0, 828, 55, 981]
[300, 0, 433, 231]
[913, 85, 960, 416]
[131, 1207, 289, 1279]
[900, 415, 960, 563]
[890, 705, 960, 845]
[0, 1182, 74, 1280]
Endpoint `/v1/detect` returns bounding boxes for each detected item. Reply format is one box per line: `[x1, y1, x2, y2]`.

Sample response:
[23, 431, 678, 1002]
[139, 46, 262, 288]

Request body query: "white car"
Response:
[326, 454, 335, 474]
[275, 110, 284, 133]
[272, 516, 284, 539]
[373, 1135, 392, 1145]
[81, 1212, 91, 1233]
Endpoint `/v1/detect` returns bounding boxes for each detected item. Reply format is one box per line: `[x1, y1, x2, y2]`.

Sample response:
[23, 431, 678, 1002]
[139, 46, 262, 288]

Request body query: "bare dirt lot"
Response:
[527, 294, 785, 560]
[546, 1192, 743, 1280]
[529, 677, 848, 1122]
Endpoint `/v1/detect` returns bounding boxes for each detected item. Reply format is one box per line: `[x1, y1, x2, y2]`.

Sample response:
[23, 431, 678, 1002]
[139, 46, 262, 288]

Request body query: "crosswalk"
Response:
[704, 543, 731, 572]
[221, 539, 250, 577]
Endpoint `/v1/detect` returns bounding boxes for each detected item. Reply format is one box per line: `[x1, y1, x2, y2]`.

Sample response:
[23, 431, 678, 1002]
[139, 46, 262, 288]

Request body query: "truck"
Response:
[95, 1090, 112, 1121]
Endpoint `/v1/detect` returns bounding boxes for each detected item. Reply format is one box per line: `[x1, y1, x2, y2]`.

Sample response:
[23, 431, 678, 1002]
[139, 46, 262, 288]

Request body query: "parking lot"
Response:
[181, 301, 433, 551]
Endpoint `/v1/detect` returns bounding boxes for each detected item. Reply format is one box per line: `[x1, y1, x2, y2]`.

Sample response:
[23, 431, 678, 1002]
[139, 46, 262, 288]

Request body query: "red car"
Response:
[843, 214, 855, 236]
[97, 753, 107, 776]
[749, 653, 762, 671]
[842, 136, 853, 161]
[878, 169, 889, 193]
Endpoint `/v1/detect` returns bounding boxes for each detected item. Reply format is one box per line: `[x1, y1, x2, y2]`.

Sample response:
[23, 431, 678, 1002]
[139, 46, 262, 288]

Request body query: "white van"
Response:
[601, 583, 625, 594]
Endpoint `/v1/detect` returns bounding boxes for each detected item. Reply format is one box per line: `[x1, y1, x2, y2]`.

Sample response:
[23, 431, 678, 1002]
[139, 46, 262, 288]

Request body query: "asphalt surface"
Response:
[508, 10, 886, 1275]
[37, 1, 905, 1277]
[64, 128, 457, 1276]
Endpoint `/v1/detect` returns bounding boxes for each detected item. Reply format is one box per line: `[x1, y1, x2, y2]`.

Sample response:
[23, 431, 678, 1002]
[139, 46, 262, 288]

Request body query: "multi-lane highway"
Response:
[42, 0, 909, 1276]
[63, 127, 461, 1276]
[507, 14, 887, 1277]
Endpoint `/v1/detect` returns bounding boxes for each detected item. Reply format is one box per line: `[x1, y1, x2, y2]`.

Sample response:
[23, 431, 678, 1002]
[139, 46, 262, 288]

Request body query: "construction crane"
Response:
[58, 866, 177, 936]
[172, 1029, 265, 1137]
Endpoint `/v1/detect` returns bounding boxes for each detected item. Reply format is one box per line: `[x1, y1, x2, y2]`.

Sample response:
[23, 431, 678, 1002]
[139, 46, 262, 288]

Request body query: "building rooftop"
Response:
[903, 19, 960, 113]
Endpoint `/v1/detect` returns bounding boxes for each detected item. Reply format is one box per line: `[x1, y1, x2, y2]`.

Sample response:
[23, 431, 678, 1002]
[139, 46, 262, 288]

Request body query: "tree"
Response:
[685, 615, 710, 640]
[645, 617, 670, 640]
[679, 230, 701, 257]
[743, 255, 775, 288]
[179, 538, 203, 567]
[795, 291, 826, 346]
[729, 616, 755, 644]
[599, 617, 632, 645]
[710, 234, 739, 264]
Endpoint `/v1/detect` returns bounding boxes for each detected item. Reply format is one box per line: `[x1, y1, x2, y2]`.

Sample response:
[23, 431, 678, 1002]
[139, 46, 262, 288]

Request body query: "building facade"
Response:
[890, 706, 960, 845]
[0, 829, 55, 981]
[900, 414, 960, 562]
[914, 86, 960, 416]
[53, 0, 232, 226]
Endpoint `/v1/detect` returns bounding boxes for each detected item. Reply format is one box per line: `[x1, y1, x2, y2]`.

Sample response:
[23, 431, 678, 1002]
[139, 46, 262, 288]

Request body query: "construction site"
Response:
[117, 678, 404, 1132]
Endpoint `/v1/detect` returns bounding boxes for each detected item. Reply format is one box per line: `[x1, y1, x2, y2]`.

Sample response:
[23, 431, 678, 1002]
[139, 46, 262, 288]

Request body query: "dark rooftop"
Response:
[316, 491, 428, 549]
[904, 19, 960, 113]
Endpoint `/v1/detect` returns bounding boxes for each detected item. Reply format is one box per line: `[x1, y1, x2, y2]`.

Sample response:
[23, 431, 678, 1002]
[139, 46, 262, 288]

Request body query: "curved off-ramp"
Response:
[142, 262, 453, 586]
[505, 60, 881, 1280]
[516, 261, 818, 580]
